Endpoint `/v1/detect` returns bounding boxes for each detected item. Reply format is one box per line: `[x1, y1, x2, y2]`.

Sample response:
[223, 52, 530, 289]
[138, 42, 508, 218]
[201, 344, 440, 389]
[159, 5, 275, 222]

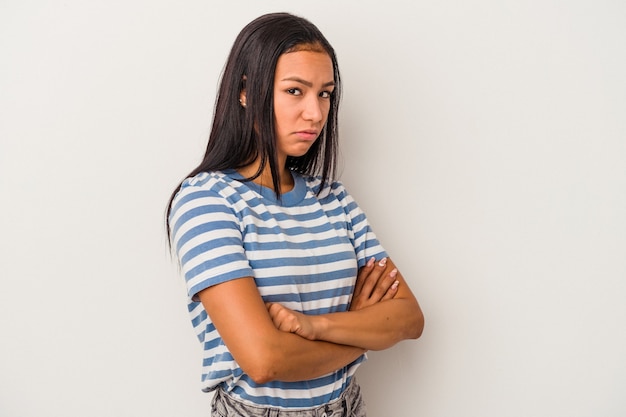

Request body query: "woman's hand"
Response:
[266, 302, 318, 340]
[350, 257, 399, 311]
[267, 257, 400, 339]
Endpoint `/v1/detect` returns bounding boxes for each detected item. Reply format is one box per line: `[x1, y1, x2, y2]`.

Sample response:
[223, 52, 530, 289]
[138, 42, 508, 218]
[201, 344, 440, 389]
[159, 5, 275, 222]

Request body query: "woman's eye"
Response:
[287, 88, 301, 96]
[320, 91, 332, 99]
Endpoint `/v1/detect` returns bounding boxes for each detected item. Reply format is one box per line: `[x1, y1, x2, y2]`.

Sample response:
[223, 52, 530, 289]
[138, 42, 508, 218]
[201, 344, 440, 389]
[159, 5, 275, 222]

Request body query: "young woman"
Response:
[166, 12, 424, 417]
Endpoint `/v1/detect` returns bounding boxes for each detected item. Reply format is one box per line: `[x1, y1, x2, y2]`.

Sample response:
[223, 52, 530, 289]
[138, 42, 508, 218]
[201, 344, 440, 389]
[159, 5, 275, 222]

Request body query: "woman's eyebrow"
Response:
[280, 77, 335, 88]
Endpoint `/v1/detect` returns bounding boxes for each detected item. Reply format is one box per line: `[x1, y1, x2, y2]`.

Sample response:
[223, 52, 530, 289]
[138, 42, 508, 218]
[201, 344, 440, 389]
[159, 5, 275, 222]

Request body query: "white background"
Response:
[1, 1, 625, 416]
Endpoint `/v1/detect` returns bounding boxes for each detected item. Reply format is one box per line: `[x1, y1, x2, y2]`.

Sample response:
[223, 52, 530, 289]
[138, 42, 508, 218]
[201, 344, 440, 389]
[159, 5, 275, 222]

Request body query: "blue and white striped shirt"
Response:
[169, 169, 386, 409]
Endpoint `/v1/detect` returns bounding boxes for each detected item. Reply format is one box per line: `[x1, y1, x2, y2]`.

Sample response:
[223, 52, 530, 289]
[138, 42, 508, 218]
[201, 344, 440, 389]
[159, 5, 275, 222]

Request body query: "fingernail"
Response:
[391, 280, 399, 290]
[367, 257, 375, 267]
[378, 257, 387, 267]
[390, 268, 397, 278]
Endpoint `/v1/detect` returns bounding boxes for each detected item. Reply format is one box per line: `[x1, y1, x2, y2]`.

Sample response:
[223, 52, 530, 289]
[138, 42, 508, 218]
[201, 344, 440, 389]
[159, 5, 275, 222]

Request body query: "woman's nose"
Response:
[302, 96, 323, 122]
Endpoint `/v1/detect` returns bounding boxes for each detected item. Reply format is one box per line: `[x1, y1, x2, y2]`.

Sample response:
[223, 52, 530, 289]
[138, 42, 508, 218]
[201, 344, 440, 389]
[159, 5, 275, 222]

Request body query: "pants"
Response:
[211, 378, 367, 417]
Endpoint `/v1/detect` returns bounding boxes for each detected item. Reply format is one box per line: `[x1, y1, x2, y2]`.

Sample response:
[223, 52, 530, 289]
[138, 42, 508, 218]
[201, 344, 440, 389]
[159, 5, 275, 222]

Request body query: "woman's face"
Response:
[272, 50, 335, 164]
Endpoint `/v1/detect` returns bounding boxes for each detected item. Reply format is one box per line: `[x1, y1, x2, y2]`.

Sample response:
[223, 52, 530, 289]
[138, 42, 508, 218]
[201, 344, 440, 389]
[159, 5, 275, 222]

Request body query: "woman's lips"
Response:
[295, 130, 319, 140]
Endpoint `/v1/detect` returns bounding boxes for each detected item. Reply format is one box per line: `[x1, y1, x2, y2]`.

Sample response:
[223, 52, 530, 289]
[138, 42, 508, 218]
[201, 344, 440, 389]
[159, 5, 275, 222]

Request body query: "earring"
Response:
[239, 98, 246, 108]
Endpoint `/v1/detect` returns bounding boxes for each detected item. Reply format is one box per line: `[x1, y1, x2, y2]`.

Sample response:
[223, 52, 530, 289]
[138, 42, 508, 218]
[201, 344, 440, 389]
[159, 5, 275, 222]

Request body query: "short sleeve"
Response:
[169, 182, 254, 301]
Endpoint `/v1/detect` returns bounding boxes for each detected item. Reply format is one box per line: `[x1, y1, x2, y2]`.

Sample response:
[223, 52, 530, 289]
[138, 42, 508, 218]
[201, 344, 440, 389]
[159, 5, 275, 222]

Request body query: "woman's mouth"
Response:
[295, 130, 319, 140]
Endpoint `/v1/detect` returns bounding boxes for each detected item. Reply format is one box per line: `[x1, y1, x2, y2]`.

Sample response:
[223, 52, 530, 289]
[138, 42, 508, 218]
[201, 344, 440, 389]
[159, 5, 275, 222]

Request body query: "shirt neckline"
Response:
[223, 169, 307, 207]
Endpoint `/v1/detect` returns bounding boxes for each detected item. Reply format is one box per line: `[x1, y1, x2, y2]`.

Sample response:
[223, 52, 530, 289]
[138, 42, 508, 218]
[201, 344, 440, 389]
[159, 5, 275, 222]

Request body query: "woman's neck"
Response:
[237, 159, 295, 193]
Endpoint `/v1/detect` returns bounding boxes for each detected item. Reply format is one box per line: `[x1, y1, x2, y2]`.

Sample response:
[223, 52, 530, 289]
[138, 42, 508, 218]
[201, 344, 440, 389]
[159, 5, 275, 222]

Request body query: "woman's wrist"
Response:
[310, 314, 330, 341]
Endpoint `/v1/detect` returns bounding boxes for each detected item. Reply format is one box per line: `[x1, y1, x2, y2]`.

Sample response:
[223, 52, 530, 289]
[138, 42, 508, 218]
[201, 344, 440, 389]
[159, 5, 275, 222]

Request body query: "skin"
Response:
[198, 49, 424, 384]
[238, 50, 334, 191]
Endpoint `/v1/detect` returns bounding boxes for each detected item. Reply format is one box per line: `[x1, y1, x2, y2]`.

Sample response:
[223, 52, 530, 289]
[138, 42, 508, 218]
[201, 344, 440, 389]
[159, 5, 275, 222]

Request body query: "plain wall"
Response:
[1, 1, 625, 416]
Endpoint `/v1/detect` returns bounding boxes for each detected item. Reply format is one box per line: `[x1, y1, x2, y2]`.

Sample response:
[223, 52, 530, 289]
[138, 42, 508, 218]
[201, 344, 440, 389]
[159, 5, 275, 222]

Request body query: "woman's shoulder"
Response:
[172, 170, 243, 207]
[300, 174, 351, 201]
[179, 170, 231, 189]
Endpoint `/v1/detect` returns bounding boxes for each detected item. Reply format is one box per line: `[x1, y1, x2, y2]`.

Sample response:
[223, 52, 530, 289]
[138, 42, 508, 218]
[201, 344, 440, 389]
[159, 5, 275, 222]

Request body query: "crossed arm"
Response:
[267, 257, 423, 351]
[197, 257, 424, 384]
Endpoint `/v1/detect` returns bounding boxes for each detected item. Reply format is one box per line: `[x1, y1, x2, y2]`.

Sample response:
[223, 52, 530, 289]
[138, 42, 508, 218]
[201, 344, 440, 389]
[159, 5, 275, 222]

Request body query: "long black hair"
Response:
[166, 13, 342, 239]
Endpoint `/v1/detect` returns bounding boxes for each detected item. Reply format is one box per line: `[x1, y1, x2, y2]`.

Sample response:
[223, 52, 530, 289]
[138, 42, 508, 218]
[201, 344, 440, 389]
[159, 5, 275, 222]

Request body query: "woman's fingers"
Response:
[351, 258, 399, 310]
[266, 302, 317, 340]
[354, 257, 376, 296]
[379, 269, 400, 301]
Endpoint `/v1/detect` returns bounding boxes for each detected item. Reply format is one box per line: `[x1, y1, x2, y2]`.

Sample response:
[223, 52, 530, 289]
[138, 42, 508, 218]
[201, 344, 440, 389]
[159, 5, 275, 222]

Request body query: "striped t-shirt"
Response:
[169, 169, 387, 409]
